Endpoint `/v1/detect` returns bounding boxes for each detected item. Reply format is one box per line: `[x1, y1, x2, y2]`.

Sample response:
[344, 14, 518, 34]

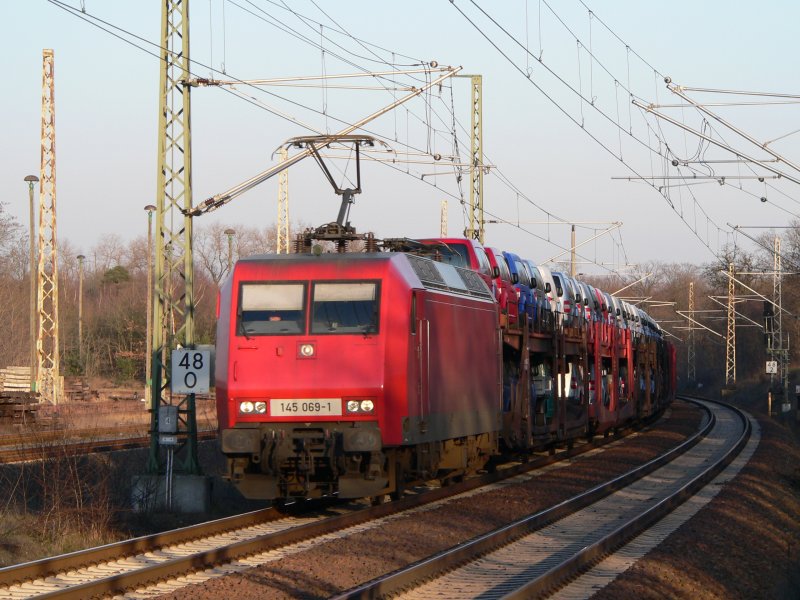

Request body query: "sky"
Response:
[2, 0, 799, 275]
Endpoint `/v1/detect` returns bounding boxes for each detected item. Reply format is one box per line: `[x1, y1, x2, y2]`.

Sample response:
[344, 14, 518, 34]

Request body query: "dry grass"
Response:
[0, 383, 219, 566]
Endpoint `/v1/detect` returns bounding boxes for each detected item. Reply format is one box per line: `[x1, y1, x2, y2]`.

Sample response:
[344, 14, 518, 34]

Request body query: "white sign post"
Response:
[171, 349, 211, 394]
[766, 360, 778, 374]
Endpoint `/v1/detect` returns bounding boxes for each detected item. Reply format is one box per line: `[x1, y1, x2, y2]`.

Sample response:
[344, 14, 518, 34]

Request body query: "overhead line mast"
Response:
[147, 0, 200, 476]
[37, 49, 60, 405]
[688, 281, 696, 383]
[725, 263, 736, 387]
[456, 74, 484, 244]
[276, 147, 290, 254]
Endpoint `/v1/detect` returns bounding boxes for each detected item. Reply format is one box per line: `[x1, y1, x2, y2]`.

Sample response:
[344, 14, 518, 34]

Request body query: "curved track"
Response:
[0, 415, 665, 599]
[334, 397, 751, 599]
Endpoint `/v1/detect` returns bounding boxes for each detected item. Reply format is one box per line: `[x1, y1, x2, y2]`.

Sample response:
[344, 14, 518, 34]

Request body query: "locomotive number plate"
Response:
[270, 398, 342, 417]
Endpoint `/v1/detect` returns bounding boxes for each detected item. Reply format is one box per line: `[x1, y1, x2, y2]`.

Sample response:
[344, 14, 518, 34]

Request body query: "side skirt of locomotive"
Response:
[221, 423, 497, 500]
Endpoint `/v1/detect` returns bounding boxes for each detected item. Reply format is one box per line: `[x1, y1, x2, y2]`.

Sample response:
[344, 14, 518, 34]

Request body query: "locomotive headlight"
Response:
[299, 343, 315, 358]
[346, 399, 375, 414]
[240, 401, 254, 413]
[254, 401, 267, 414]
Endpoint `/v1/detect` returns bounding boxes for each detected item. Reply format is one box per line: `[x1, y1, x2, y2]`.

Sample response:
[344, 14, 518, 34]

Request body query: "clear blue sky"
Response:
[2, 1, 798, 273]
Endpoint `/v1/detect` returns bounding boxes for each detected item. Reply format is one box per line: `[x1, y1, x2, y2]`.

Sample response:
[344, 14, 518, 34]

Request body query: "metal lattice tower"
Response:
[147, 0, 200, 475]
[773, 236, 782, 362]
[725, 263, 736, 386]
[440, 199, 448, 237]
[36, 49, 60, 405]
[773, 237, 789, 407]
[276, 147, 290, 254]
[460, 75, 484, 243]
[688, 281, 696, 382]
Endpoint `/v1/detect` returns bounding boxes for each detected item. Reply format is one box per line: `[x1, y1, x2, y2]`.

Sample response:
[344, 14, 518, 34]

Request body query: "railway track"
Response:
[0, 411, 671, 599]
[334, 397, 753, 599]
[0, 428, 217, 463]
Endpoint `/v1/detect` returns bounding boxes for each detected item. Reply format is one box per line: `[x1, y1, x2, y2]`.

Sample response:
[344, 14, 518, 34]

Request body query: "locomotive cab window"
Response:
[311, 282, 380, 334]
[238, 282, 306, 335]
[426, 243, 469, 268]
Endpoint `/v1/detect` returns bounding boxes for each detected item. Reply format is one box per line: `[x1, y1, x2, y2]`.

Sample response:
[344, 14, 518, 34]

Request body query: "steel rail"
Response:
[507, 397, 749, 598]
[332, 397, 718, 599]
[0, 423, 215, 446]
[0, 506, 278, 588]
[0, 430, 217, 464]
[0, 411, 666, 598]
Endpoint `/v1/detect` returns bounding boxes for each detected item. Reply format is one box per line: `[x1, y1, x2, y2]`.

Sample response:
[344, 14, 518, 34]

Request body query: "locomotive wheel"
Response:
[370, 494, 388, 506]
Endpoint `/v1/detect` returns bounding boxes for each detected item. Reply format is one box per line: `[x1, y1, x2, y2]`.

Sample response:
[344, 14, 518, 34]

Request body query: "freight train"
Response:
[214, 235, 676, 502]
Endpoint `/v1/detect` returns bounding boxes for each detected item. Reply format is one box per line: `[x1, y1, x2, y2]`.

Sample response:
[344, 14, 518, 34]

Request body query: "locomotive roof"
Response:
[237, 251, 494, 302]
[238, 252, 394, 263]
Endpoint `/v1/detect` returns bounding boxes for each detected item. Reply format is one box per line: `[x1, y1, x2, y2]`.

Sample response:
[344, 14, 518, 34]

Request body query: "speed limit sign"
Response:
[171, 349, 211, 394]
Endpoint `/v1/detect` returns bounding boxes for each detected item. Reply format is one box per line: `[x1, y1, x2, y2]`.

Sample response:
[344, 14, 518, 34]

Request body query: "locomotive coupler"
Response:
[295, 439, 316, 476]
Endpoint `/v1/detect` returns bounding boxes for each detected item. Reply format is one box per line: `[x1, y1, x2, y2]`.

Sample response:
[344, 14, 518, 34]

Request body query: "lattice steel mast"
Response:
[147, 0, 200, 475]
[458, 75, 484, 243]
[688, 281, 696, 382]
[725, 263, 736, 386]
[276, 147, 290, 254]
[37, 49, 60, 405]
[772, 236, 789, 411]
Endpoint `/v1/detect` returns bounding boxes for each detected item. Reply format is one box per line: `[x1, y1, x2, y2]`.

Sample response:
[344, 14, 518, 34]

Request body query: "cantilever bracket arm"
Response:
[184, 65, 461, 217]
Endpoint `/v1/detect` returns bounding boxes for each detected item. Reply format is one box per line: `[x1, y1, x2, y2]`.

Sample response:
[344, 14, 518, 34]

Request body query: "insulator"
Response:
[365, 233, 378, 253]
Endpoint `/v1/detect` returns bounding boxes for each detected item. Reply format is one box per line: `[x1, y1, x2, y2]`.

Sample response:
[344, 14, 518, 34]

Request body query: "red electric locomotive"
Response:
[215, 251, 501, 500]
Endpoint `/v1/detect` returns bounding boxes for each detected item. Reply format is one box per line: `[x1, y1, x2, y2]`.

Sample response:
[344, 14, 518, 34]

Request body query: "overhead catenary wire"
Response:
[448, 0, 724, 258]
[44, 0, 638, 271]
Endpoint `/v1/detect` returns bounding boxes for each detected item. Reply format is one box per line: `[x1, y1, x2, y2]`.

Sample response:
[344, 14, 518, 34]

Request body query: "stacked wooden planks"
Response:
[0, 366, 37, 424]
[0, 366, 32, 393]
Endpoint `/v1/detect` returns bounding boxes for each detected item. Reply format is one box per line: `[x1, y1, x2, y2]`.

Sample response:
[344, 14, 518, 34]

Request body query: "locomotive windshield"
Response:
[238, 282, 306, 335]
[422, 243, 469, 268]
[311, 282, 380, 334]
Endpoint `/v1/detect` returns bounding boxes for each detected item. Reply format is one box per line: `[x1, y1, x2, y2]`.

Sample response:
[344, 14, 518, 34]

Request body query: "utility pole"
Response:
[457, 74, 484, 244]
[725, 263, 736, 387]
[440, 199, 448, 237]
[37, 49, 60, 405]
[688, 281, 696, 383]
[147, 0, 200, 477]
[276, 147, 290, 254]
[24, 175, 38, 392]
